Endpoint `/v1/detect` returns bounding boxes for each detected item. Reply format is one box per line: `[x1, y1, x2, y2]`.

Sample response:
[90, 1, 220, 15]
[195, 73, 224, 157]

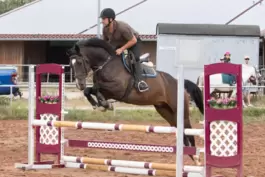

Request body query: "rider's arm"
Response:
[120, 26, 137, 51]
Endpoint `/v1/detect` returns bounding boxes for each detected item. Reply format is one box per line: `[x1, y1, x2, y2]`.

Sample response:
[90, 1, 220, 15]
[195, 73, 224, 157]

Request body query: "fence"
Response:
[1, 64, 265, 84]
[0, 64, 73, 83]
[1, 83, 265, 110]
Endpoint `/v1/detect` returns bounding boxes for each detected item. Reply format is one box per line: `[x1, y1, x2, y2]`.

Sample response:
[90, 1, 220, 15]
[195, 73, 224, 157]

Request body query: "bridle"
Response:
[70, 54, 88, 80]
[91, 56, 112, 73]
[72, 53, 112, 80]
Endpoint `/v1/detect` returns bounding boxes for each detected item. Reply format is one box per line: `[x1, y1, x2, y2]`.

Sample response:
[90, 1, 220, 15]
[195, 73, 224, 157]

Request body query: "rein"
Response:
[92, 56, 112, 73]
[85, 56, 112, 79]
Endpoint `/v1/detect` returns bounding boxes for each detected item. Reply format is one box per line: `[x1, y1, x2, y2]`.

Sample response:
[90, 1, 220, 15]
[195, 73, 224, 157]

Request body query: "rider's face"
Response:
[245, 58, 249, 64]
[101, 18, 109, 26]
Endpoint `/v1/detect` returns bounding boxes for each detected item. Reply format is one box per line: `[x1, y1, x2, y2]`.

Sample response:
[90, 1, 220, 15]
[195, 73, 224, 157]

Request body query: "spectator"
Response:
[221, 52, 235, 85]
[223, 52, 231, 63]
[242, 56, 255, 107]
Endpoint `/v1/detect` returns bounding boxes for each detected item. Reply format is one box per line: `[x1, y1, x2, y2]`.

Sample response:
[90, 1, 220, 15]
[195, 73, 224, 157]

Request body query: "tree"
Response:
[0, 0, 35, 15]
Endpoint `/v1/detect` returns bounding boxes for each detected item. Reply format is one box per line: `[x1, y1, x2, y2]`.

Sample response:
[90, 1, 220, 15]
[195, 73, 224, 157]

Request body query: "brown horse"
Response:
[67, 37, 204, 165]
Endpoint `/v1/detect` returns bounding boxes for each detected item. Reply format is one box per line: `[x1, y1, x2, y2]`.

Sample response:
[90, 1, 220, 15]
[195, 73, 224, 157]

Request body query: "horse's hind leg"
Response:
[154, 103, 200, 166]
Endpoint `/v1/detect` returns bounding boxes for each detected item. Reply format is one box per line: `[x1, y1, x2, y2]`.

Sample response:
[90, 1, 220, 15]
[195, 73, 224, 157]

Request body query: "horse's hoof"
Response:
[97, 106, 107, 112]
[107, 103, 114, 111]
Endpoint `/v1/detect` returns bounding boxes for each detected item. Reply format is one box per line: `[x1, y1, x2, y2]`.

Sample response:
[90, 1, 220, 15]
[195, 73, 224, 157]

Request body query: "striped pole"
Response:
[62, 156, 204, 174]
[33, 120, 204, 136]
[65, 162, 177, 177]
[63, 155, 176, 170]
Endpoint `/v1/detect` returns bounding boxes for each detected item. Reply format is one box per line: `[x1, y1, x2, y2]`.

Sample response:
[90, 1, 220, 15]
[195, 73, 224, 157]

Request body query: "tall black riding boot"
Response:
[134, 61, 149, 92]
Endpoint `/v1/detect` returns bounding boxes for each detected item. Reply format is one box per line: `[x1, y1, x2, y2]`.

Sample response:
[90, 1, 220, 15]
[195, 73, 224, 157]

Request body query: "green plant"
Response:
[38, 95, 60, 104]
[207, 97, 237, 109]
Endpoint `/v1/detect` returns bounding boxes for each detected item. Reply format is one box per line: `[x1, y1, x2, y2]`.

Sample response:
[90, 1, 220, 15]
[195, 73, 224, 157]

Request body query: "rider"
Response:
[223, 52, 231, 63]
[100, 8, 149, 93]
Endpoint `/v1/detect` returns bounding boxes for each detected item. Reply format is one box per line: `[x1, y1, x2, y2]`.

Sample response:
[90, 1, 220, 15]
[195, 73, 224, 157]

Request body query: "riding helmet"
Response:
[100, 8, 116, 19]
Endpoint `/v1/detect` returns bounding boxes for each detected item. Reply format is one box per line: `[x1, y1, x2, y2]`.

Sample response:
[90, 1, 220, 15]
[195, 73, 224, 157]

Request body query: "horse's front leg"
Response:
[83, 87, 101, 110]
[84, 87, 113, 111]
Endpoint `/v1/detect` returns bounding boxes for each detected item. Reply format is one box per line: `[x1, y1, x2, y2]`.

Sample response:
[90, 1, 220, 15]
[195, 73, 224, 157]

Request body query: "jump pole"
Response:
[176, 65, 184, 177]
[15, 64, 66, 169]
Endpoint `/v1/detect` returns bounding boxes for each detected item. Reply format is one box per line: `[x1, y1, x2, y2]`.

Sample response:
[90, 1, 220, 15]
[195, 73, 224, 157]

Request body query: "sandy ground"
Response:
[0, 120, 263, 177]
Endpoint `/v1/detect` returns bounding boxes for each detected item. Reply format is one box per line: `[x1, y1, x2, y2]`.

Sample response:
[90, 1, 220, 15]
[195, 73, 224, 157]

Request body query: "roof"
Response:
[0, 0, 264, 40]
[157, 23, 261, 37]
[0, 34, 156, 41]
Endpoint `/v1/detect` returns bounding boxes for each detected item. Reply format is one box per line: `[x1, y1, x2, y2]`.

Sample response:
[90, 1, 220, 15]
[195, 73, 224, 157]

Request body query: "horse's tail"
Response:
[184, 79, 204, 115]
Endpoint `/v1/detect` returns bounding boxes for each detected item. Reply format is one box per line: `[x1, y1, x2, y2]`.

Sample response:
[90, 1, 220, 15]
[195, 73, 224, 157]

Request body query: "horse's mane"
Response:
[76, 37, 116, 56]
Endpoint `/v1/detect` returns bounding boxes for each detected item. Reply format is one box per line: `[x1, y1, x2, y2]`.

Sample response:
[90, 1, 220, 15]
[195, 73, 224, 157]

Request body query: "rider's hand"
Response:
[116, 48, 123, 55]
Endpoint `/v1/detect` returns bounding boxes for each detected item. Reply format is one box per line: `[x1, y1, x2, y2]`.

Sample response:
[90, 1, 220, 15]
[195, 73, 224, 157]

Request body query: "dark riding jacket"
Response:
[102, 20, 140, 49]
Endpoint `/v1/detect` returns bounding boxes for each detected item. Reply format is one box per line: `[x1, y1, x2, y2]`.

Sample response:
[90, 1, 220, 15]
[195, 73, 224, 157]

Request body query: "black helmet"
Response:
[100, 8, 116, 19]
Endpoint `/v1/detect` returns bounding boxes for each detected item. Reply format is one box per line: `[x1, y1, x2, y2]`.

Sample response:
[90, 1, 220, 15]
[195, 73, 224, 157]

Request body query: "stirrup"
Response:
[137, 81, 149, 92]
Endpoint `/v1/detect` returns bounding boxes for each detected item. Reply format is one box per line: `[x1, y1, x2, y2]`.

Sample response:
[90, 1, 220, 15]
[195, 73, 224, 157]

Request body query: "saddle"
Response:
[121, 50, 157, 78]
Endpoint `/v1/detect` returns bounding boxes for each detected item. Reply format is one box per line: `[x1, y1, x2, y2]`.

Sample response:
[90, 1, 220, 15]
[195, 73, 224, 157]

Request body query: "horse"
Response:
[196, 64, 258, 99]
[66, 37, 204, 165]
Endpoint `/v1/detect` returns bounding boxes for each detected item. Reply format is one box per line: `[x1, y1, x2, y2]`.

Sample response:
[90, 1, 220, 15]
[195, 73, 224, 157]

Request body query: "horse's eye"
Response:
[76, 59, 82, 64]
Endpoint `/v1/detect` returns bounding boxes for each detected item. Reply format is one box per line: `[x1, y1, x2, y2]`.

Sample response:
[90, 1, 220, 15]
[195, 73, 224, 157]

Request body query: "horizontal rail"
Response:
[63, 155, 176, 170]
[65, 162, 177, 176]
[32, 120, 204, 136]
[2, 83, 265, 89]
[65, 162, 203, 176]
[66, 139, 204, 155]
[0, 64, 70, 67]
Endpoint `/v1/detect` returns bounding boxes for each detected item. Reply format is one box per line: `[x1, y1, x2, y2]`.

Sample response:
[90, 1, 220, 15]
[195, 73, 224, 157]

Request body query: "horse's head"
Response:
[67, 44, 90, 91]
[67, 38, 118, 91]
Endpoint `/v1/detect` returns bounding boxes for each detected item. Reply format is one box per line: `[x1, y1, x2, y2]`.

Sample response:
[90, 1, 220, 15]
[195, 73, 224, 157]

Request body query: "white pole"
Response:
[176, 65, 184, 177]
[28, 65, 35, 165]
[97, 0, 101, 38]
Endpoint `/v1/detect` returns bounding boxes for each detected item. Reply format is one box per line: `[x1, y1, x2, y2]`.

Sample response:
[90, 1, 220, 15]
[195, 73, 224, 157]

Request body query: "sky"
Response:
[0, 0, 264, 34]
[104, 0, 265, 34]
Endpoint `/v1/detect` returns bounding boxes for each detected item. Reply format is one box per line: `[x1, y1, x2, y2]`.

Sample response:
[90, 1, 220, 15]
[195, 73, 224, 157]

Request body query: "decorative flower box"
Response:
[38, 95, 60, 104]
[207, 97, 237, 109]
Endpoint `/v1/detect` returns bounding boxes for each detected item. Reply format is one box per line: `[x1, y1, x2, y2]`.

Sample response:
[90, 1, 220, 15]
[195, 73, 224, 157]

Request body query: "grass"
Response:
[0, 96, 265, 124]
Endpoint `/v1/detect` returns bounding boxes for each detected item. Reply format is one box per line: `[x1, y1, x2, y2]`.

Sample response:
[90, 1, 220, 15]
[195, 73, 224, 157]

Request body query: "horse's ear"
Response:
[74, 44, 80, 54]
[66, 49, 71, 56]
